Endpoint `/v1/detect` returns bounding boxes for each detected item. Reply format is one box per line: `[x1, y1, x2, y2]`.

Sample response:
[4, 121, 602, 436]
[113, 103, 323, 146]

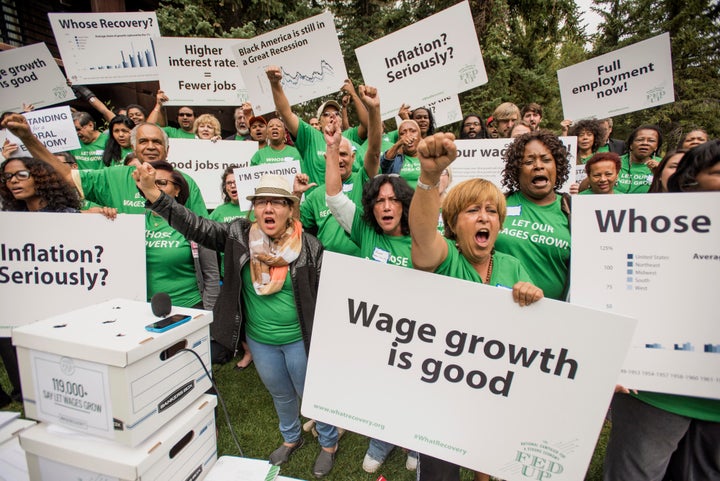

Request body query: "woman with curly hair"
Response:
[101, 115, 135, 167]
[495, 130, 571, 300]
[1, 156, 80, 212]
[193, 113, 222, 141]
[569, 118, 605, 164]
[0, 155, 81, 408]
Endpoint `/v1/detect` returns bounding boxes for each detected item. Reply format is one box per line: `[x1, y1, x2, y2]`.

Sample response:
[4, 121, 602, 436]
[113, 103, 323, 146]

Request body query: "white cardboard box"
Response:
[0, 415, 36, 481]
[21, 394, 217, 481]
[12, 298, 213, 446]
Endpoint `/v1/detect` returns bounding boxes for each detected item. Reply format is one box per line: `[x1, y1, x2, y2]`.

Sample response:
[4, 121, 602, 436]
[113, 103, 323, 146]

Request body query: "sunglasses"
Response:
[155, 179, 179, 187]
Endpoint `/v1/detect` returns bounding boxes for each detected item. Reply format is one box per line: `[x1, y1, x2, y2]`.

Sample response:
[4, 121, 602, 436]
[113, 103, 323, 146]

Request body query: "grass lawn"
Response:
[1, 356, 610, 480]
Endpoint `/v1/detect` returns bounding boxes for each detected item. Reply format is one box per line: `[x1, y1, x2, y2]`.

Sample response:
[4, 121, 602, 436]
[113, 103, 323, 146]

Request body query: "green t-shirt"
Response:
[78, 166, 208, 215]
[633, 391, 720, 422]
[241, 264, 302, 345]
[163, 126, 195, 139]
[250, 144, 303, 166]
[295, 119, 366, 186]
[300, 170, 368, 256]
[435, 240, 533, 288]
[145, 212, 202, 308]
[616, 153, 657, 194]
[70, 131, 108, 170]
[495, 192, 570, 300]
[349, 208, 412, 268]
[398, 155, 420, 190]
[208, 202, 247, 278]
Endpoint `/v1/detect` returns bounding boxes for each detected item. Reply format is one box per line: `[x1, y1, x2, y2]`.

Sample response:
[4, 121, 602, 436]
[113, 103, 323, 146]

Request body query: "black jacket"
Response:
[148, 192, 323, 355]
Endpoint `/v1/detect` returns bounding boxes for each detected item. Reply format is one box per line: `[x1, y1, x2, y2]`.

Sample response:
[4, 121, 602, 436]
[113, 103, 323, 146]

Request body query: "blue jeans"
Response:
[247, 336, 338, 448]
[366, 438, 418, 462]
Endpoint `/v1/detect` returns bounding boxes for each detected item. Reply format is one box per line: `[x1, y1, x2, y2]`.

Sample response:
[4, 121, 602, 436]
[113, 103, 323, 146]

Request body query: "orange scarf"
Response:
[248, 219, 302, 295]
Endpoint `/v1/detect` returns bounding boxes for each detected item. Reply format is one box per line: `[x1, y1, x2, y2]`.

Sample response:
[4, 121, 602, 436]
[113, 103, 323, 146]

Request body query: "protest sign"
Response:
[0, 43, 75, 112]
[449, 137, 577, 193]
[557, 32, 674, 120]
[5, 106, 80, 154]
[304, 252, 636, 480]
[48, 12, 161, 84]
[0, 213, 145, 336]
[424, 95, 462, 128]
[165, 138, 258, 208]
[570, 193, 720, 399]
[233, 11, 348, 115]
[355, 1, 487, 120]
[233, 161, 301, 212]
[155, 37, 249, 105]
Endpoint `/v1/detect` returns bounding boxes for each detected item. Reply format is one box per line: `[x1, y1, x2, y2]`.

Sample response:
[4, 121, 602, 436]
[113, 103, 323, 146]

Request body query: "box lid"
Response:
[0, 416, 36, 445]
[12, 299, 212, 367]
[20, 394, 217, 479]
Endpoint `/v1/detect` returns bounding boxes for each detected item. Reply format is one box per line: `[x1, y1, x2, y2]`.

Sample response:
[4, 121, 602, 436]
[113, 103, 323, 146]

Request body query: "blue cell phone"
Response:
[145, 314, 192, 333]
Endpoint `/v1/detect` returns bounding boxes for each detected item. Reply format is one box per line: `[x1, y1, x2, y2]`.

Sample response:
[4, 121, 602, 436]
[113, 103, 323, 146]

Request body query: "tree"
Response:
[591, 0, 720, 146]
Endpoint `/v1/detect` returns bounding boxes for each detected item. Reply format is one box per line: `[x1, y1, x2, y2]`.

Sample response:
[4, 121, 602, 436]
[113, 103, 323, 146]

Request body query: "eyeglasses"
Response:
[225, 180, 237, 186]
[155, 179, 179, 187]
[3, 170, 31, 182]
[253, 198, 288, 208]
[178, 113, 194, 117]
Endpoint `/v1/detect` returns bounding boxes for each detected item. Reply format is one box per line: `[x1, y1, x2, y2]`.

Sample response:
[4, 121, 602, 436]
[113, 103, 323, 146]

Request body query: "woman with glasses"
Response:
[133, 166, 339, 478]
[144, 161, 219, 312]
[0, 156, 81, 407]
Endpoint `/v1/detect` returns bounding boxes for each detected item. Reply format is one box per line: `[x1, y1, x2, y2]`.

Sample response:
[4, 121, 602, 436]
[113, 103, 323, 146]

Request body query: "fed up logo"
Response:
[515, 451, 564, 480]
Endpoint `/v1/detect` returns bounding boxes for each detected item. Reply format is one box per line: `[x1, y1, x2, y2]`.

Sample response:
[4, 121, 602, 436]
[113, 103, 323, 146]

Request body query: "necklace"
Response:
[485, 255, 494, 284]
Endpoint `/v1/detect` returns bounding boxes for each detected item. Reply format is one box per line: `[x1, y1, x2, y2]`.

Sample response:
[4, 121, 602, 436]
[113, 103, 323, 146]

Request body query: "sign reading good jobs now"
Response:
[304, 253, 636, 480]
[557, 33, 674, 120]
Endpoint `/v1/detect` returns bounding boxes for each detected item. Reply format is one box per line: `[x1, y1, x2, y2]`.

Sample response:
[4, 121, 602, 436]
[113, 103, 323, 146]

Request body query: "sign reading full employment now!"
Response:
[557, 33, 674, 120]
[304, 253, 636, 480]
[48, 12, 161, 84]
[155, 37, 249, 105]
[233, 12, 348, 115]
[0, 213, 146, 336]
[0, 43, 75, 112]
[570, 193, 720, 399]
[355, 1, 488, 120]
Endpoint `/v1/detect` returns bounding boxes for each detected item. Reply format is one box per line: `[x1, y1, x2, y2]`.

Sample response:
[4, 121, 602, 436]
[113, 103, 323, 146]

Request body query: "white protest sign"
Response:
[233, 161, 301, 212]
[48, 12, 161, 84]
[450, 137, 577, 193]
[0, 43, 75, 112]
[165, 138, 258, 209]
[570, 193, 720, 399]
[0, 212, 146, 336]
[5, 106, 80, 154]
[155, 37, 249, 106]
[557, 32, 674, 120]
[29, 351, 113, 439]
[233, 12, 348, 115]
[424, 95, 462, 129]
[355, 1, 487, 120]
[304, 252, 636, 480]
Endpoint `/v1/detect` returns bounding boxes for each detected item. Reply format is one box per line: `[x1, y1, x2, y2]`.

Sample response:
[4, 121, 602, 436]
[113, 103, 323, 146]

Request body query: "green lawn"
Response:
[1, 358, 609, 480]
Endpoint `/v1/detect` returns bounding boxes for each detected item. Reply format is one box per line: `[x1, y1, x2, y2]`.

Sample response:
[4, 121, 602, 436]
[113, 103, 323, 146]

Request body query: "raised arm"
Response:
[410, 132, 457, 271]
[2, 114, 72, 184]
[265, 66, 299, 137]
[71, 84, 116, 123]
[358, 85, 381, 178]
[342, 79, 369, 138]
[147, 90, 168, 126]
[323, 115, 344, 197]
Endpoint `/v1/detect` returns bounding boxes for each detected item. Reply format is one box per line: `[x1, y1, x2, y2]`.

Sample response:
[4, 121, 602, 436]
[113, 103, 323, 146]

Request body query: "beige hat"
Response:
[316, 100, 342, 119]
[246, 174, 299, 203]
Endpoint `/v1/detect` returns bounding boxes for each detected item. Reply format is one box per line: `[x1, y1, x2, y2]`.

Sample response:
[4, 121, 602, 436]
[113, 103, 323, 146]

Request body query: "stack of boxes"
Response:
[11, 298, 217, 480]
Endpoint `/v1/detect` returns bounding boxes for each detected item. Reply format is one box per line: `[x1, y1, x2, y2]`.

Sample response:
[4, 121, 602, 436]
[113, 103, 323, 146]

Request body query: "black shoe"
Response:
[313, 446, 337, 478]
[269, 437, 305, 466]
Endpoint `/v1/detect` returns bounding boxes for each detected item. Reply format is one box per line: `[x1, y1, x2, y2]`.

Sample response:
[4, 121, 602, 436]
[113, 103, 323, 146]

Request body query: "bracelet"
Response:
[416, 178, 440, 191]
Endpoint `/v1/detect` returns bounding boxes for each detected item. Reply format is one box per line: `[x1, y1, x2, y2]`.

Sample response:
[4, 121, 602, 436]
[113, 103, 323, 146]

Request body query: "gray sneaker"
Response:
[269, 437, 304, 466]
[313, 446, 337, 478]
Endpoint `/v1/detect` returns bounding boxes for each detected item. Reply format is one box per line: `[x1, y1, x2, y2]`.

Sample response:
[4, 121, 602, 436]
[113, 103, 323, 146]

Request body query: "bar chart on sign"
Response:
[569, 194, 720, 399]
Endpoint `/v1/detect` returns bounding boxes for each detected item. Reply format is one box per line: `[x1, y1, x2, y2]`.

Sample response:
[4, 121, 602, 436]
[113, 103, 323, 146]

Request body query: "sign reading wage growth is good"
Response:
[304, 252, 636, 480]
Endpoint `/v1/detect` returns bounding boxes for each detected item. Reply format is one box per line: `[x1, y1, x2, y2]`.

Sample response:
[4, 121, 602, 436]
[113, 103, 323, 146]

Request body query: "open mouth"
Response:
[531, 175, 549, 188]
[475, 229, 490, 245]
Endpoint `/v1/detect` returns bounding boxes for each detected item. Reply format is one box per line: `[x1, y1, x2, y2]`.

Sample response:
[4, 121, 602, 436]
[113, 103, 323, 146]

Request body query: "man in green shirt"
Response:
[147, 91, 197, 139]
[250, 118, 302, 166]
[69, 111, 108, 170]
